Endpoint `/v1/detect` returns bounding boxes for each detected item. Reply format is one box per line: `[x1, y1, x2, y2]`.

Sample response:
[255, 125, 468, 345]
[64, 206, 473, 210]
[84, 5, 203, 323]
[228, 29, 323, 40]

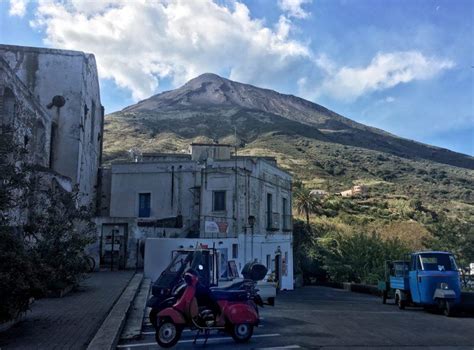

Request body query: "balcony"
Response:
[282, 214, 293, 232]
[266, 212, 280, 231]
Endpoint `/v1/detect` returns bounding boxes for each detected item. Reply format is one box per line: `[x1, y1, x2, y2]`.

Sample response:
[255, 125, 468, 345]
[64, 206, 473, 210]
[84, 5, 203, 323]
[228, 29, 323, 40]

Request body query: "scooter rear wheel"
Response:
[155, 320, 181, 348]
[231, 323, 254, 343]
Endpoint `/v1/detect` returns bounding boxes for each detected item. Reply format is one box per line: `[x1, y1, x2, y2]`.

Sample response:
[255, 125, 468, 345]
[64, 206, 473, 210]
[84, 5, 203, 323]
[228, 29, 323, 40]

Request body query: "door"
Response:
[100, 224, 128, 270]
[408, 254, 421, 303]
[138, 193, 151, 217]
[275, 254, 281, 290]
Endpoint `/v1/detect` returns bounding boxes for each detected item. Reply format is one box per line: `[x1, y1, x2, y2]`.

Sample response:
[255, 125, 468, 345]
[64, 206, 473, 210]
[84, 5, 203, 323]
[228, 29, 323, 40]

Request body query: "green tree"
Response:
[293, 186, 321, 232]
[0, 127, 41, 322]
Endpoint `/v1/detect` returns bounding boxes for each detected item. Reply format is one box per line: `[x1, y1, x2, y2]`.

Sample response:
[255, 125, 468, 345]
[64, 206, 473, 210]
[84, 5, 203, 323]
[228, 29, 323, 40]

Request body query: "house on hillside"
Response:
[97, 143, 294, 290]
[340, 185, 367, 197]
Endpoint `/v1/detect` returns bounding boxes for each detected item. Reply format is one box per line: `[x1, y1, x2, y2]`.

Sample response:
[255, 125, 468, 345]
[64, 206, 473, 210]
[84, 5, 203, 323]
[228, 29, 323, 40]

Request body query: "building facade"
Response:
[0, 44, 104, 207]
[97, 143, 294, 289]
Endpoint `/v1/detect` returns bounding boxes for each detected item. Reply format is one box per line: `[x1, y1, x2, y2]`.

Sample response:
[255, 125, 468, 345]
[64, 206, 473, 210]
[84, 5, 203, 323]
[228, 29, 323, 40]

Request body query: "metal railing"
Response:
[282, 214, 293, 231]
[266, 212, 280, 231]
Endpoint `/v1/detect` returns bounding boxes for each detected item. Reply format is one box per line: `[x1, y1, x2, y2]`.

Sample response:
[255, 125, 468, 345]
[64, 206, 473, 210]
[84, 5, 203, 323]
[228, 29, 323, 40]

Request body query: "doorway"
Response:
[100, 224, 128, 270]
[275, 253, 282, 290]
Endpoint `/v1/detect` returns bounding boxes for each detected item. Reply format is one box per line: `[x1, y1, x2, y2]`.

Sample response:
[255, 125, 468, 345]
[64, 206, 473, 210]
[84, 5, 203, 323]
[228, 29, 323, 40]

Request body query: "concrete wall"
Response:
[144, 233, 293, 290]
[0, 45, 104, 207]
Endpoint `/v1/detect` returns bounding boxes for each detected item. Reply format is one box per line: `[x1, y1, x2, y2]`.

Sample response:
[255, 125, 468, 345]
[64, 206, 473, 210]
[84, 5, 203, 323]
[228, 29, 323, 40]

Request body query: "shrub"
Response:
[319, 231, 409, 284]
[0, 228, 42, 323]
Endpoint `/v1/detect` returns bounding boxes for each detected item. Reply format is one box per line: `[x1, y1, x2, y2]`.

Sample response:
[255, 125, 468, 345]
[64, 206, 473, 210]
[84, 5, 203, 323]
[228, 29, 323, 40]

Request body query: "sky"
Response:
[1, 0, 473, 155]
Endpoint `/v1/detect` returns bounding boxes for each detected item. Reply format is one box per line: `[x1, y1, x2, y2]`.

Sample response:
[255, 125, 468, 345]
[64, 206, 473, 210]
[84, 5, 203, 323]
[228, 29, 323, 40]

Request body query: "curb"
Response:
[121, 278, 151, 340]
[87, 273, 143, 350]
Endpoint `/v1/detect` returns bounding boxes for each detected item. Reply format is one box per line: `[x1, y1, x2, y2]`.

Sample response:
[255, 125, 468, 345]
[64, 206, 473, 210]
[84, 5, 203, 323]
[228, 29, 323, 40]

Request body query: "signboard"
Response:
[205, 220, 228, 234]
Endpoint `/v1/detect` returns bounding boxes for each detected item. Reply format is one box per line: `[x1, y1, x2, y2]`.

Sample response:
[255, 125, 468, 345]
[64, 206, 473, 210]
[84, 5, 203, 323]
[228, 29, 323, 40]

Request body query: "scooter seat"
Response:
[209, 289, 248, 302]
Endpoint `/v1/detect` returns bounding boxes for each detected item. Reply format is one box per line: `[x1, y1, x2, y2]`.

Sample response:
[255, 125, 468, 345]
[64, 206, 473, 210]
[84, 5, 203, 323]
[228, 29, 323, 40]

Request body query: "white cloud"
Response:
[9, 0, 27, 17]
[29, 0, 310, 101]
[317, 51, 454, 101]
[278, 0, 312, 19]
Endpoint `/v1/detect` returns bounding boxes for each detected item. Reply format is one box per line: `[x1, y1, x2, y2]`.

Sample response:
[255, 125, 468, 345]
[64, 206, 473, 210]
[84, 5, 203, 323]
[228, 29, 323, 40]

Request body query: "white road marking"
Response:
[117, 333, 280, 348]
[255, 346, 300, 350]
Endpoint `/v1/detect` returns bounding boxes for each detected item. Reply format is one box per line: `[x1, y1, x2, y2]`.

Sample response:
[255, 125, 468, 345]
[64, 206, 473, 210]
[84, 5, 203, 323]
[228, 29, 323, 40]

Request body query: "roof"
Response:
[190, 143, 233, 147]
[413, 251, 453, 255]
[0, 44, 93, 58]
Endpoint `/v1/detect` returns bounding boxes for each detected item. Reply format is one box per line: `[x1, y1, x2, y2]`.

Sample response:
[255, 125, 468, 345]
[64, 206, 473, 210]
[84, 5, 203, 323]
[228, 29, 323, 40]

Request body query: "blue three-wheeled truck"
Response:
[378, 251, 461, 316]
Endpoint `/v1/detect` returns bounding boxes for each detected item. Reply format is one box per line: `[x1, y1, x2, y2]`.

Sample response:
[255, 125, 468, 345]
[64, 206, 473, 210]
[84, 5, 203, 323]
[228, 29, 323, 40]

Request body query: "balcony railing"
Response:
[282, 214, 293, 231]
[266, 212, 280, 231]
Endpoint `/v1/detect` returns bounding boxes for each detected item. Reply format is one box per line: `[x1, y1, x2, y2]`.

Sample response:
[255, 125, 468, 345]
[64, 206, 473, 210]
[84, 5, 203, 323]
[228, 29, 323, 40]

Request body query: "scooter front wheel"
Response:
[231, 323, 254, 343]
[155, 320, 182, 348]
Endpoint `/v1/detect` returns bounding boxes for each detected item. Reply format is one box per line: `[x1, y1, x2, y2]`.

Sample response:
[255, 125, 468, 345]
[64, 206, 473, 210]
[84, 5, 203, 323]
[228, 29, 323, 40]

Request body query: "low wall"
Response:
[317, 281, 380, 296]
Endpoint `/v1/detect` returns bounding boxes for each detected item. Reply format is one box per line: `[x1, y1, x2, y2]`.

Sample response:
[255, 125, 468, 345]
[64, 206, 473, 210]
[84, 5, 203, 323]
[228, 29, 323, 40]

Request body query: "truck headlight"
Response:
[440, 282, 449, 290]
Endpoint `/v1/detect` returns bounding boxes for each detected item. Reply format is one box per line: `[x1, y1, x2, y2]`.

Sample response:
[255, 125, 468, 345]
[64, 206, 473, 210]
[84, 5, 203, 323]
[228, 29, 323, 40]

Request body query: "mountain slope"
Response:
[120, 73, 473, 169]
[103, 73, 474, 222]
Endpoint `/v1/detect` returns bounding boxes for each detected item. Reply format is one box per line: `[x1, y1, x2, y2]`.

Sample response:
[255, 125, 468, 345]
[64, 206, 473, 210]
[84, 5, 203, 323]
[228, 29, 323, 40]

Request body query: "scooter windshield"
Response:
[419, 254, 458, 272]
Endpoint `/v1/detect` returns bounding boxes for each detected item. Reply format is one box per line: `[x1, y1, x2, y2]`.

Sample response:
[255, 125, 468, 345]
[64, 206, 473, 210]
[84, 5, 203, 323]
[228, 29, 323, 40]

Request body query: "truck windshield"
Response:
[169, 251, 193, 272]
[419, 254, 458, 271]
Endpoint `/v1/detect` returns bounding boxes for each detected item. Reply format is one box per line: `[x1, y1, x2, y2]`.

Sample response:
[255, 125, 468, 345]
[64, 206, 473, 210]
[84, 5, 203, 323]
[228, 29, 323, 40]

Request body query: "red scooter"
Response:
[155, 267, 259, 348]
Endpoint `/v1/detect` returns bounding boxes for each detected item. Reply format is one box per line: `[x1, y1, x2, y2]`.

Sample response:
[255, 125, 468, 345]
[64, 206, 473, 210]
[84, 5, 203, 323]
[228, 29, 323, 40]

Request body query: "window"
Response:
[49, 123, 57, 168]
[90, 100, 96, 143]
[213, 191, 226, 211]
[232, 244, 238, 259]
[266, 193, 273, 228]
[1, 88, 15, 127]
[138, 193, 151, 217]
[282, 197, 288, 229]
[266, 254, 271, 269]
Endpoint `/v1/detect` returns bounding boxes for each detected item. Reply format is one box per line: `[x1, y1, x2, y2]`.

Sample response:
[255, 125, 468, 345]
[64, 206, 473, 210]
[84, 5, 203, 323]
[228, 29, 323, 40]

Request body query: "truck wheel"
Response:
[382, 291, 388, 304]
[155, 320, 181, 348]
[231, 323, 254, 343]
[444, 301, 455, 317]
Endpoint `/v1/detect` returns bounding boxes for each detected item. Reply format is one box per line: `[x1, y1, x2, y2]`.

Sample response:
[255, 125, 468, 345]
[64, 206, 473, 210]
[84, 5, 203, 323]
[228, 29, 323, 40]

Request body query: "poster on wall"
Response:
[205, 220, 228, 235]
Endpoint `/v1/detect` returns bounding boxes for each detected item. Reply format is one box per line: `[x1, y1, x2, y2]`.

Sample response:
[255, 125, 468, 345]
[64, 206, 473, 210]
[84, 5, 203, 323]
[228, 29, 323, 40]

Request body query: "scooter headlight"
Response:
[440, 282, 449, 290]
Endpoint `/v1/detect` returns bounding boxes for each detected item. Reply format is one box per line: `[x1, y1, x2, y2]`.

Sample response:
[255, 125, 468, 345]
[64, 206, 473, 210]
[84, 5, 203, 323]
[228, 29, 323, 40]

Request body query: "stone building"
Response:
[97, 143, 294, 289]
[0, 44, 104, 208]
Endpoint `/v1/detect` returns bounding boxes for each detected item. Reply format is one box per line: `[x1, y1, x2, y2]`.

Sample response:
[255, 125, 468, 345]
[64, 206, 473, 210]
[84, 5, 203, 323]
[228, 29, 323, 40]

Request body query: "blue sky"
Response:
[1, 0, 473, 155]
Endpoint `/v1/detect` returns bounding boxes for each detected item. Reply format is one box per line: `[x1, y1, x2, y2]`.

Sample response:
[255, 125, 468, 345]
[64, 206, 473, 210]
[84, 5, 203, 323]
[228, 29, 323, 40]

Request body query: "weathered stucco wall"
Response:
[0, 44, 104, 207]
[107, 155, 292, 238]
[0, 57, 52, 167]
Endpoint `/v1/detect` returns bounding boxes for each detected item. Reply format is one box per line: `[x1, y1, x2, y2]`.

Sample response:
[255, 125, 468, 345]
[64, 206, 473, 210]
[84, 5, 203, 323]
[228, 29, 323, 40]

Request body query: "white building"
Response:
[0, 44, 104, 207]
[97, 143, 294, 289]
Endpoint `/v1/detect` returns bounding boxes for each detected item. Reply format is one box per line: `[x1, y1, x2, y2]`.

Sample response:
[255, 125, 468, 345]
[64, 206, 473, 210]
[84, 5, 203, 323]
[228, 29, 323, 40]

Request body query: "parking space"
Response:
[117, 286, 474, 349]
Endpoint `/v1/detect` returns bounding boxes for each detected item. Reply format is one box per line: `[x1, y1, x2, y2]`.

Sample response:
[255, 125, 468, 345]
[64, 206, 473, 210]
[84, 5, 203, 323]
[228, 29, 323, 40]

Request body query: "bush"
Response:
[0, 228, 42, 323]
[27, 187, 95, 290]
[319, 232, 409, 284]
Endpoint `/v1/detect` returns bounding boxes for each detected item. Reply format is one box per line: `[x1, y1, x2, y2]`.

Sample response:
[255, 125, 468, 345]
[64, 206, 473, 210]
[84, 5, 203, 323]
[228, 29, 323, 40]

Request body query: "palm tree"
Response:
[293, 186, 320, 232]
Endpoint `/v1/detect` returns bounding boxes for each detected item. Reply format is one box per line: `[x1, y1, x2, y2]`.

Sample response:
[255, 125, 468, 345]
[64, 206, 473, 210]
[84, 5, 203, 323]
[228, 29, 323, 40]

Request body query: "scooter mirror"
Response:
[198, 264, 204, 270]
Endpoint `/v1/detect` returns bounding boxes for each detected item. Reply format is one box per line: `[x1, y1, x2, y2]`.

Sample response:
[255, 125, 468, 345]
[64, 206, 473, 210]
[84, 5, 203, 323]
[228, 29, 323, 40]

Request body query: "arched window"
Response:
[1, 87, 15, 128]
[34, 120, 46, 165]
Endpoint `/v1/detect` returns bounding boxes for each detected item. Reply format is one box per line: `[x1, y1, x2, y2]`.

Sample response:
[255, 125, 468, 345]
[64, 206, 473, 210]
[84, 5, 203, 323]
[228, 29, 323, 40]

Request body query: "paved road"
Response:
[117, 286, 474, 350]
[0, 270, 134, 350]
